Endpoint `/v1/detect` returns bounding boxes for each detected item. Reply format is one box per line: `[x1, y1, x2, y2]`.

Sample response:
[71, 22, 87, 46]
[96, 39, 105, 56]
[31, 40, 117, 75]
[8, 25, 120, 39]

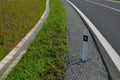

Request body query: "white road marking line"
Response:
[85, 0, 120, 12]
[67, 0, 120, 72]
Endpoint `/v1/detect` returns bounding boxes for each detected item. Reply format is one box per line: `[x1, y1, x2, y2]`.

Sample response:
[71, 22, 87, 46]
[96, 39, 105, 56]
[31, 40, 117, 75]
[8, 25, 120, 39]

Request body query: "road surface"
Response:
[69, 0, 120, 55]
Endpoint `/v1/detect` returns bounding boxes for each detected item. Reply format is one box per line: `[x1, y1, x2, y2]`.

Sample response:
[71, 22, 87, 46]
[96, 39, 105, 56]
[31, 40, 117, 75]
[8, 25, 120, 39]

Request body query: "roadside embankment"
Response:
[5, 0, 67, 80]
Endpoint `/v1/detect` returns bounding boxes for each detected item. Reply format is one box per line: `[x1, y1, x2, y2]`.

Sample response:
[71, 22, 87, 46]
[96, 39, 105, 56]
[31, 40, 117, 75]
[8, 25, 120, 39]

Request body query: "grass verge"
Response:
[115, 0, 120, 1]
[0, 0, 46, 60]
[5, 0, 67, 80]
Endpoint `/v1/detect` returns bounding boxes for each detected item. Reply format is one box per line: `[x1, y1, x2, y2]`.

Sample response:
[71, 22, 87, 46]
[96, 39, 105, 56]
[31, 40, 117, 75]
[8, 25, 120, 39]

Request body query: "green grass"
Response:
[0, 0, 46, 60]
[115, 0, 120, 1]
[5, 0, 67, 80]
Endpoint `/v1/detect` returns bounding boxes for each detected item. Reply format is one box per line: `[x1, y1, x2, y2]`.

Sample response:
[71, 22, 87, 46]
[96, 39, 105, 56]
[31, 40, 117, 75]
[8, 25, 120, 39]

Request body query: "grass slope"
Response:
[0, 0, 46, 60]
[5, 0, 67, 80]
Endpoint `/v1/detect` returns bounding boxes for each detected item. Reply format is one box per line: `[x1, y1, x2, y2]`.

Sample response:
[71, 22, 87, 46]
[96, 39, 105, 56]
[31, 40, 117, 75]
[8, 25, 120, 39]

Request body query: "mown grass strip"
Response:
[5, 0, 67, 80]
[0, 0, 46, 60]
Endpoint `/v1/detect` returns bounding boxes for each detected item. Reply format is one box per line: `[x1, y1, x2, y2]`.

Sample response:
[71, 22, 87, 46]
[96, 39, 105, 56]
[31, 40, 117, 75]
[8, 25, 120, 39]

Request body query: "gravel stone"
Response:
[61, 0, 109, 80]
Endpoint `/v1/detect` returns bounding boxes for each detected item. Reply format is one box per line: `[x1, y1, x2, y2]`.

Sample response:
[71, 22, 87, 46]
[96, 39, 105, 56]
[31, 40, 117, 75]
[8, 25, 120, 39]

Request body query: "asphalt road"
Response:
[69, 0, 120, 55]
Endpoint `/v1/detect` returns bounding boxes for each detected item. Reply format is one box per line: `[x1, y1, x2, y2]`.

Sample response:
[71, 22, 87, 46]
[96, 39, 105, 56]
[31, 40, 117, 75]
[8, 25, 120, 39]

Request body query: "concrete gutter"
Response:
[0, 0, 50, 78]
[66, 0, 120, 80]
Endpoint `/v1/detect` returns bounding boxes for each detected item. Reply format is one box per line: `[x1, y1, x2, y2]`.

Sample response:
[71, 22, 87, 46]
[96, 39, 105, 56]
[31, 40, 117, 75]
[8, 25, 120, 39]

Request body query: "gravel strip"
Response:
[62, 0, 109, 80]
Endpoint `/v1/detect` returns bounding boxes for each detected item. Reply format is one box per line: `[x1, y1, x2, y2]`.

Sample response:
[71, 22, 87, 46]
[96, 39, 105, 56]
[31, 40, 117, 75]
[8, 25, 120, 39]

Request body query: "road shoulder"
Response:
[62, 0, 109, 80]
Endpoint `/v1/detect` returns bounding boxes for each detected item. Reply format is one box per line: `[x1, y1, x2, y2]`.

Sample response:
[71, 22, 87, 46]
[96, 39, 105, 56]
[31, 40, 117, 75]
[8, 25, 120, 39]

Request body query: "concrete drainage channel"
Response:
[66, 0, 120, 80]
[0, 0, 50, 78]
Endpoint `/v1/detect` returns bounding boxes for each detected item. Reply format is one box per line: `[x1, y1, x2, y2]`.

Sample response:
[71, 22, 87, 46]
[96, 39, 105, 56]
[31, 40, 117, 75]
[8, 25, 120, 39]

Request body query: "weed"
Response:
[0, 0, 46, 60]
[6, 0, 67, 79]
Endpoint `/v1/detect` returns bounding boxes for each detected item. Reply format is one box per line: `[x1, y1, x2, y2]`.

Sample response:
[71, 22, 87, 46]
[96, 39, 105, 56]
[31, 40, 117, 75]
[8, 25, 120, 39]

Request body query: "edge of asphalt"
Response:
[0, 0, 50, 78]
[66, 0, 120, 80]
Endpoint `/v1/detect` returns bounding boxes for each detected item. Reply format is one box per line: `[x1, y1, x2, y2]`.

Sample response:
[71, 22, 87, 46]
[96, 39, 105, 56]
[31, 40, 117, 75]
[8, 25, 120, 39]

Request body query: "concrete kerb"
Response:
[0, 0, 50, 78]
[66, 0, 120, 80]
